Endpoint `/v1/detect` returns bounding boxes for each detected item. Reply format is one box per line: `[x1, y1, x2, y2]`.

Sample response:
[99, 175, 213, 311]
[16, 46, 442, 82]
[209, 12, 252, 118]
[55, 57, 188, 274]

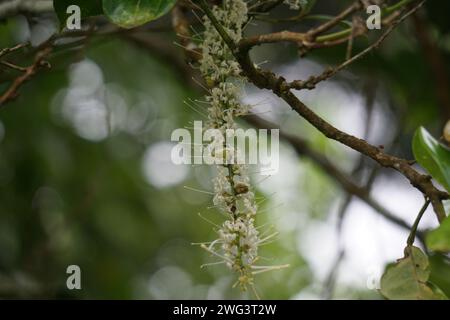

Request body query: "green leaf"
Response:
[380, 246, 447, 300]
[102, 0, 177, 29]
[429, 254, 450, 297]
[53, 0, 103, 28]
[412, 127, 450, 193]
[427, 216, 450, 252]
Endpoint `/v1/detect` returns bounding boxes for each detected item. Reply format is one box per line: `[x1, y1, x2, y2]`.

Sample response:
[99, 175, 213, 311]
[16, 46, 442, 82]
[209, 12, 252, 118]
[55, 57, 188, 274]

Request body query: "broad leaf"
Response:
[427, 216, 450, 252]
[103, 0, 177, 29]
[54, 0, 103, 28]
[380, 246, 447, 300]
[412, 127, 450, 193]
[429, 254, 450, 297]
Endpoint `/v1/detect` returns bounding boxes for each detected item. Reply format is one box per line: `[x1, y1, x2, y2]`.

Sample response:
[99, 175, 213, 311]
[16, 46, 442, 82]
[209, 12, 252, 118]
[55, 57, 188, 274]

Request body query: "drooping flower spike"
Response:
[196, 0, 288, 294]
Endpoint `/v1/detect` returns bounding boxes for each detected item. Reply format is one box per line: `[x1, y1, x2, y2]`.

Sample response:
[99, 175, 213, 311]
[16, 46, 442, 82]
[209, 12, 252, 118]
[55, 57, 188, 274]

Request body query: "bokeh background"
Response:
[0, 0, 449, 299]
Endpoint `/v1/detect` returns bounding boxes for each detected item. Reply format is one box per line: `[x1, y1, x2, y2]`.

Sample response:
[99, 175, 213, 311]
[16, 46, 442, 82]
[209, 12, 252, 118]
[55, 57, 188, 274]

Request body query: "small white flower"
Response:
[444, 120, 450, 143]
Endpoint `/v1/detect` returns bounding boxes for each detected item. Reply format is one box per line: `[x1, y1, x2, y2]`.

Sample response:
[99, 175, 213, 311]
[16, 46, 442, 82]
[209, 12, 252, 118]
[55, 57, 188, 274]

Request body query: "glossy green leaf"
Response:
[53, 0, 103, 28]
[412, 127, 450, 192]
[380, 246, 447, 300]
[427, 216, 450, 252]
[102, 0, 177, 29]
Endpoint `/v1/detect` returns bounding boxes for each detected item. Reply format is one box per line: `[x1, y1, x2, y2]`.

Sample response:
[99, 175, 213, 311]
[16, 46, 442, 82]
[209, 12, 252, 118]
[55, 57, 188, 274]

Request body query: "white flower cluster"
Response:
[283, 0, 308, 10]
[199, 0, 261, 290]
[198, 0, 288, 292]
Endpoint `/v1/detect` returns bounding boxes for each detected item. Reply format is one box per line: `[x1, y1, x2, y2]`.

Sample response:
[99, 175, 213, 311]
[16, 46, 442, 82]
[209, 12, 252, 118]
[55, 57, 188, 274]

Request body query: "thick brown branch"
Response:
[288, 2, 420, 90]
[245, 114, 416, 232]
[0, 42, 28, 58]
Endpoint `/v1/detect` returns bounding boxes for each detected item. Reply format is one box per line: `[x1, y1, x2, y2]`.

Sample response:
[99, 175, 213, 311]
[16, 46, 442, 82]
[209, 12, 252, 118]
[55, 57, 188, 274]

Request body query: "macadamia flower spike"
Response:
[197, 0, 288, 293]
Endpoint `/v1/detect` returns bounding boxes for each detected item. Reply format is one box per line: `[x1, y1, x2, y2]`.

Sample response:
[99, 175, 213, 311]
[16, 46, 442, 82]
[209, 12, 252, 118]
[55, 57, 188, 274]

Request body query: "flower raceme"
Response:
[192, 0, 288, 294]
[200, 0, 247, 84]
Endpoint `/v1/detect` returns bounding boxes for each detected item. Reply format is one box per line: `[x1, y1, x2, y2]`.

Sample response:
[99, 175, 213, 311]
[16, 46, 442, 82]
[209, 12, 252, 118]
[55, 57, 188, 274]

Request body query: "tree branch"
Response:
[245, 114, 416, 233]
[412, 12, 450, 125]
[196, 0, 449, 223]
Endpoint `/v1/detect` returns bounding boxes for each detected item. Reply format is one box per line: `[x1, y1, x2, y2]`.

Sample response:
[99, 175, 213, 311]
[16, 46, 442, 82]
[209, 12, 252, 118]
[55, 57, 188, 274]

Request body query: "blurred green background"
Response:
[0, 0, 449, 299]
